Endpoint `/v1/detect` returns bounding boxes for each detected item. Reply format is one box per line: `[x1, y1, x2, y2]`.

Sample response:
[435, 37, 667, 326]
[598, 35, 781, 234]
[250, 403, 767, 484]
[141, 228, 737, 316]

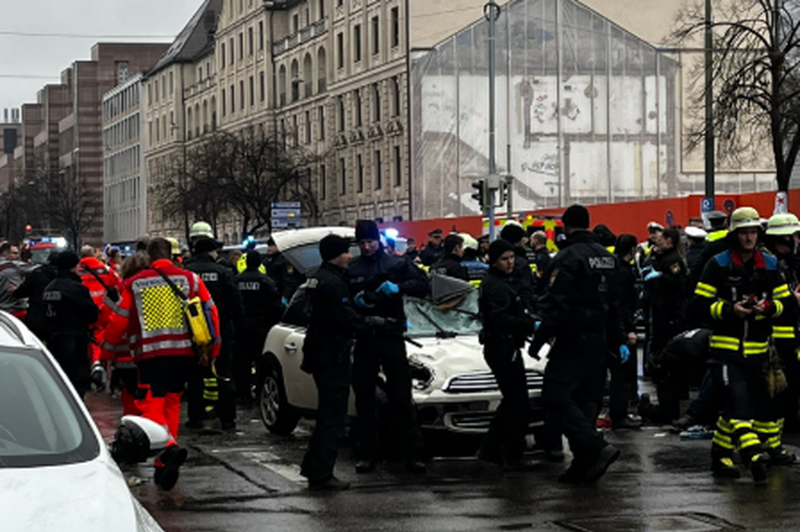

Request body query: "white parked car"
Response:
[256, 227, 547, 436]
[0, 312, 164, 532]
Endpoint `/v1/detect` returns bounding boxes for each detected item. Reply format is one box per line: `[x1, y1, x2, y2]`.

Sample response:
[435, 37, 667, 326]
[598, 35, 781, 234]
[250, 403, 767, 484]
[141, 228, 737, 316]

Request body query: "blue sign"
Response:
[665, 211, 674, 228]
[701, 197, 714, 213]
[723, 198, 735, 213]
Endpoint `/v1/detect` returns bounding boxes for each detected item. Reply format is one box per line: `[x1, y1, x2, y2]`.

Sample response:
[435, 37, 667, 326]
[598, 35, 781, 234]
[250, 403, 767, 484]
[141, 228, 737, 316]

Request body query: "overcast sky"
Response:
[0, 0, 203, 115]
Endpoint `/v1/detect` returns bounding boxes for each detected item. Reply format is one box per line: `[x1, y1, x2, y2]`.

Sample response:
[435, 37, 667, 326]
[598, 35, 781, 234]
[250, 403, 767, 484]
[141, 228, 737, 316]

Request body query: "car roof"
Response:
[272, 226, 354, 252]
[0, 311, 42, 349]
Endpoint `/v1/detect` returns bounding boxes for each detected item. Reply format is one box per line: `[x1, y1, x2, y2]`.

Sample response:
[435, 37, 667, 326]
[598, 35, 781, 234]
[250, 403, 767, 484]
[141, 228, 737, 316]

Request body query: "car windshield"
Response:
[0, 347, 99, 468]
[30, 248, 53, 265]
[404, 291, 482, 338]
[282, 243, 360, 274]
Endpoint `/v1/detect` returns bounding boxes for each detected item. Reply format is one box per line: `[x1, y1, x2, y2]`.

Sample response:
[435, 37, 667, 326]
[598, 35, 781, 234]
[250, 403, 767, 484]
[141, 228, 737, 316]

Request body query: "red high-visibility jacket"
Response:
[101, 259, 220, 362]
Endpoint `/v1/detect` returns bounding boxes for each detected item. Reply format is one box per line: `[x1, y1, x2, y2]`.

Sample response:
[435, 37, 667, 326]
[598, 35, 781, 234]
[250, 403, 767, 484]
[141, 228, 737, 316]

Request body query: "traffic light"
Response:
[471, 180, 487, 209]
[498, 181, 508, 205]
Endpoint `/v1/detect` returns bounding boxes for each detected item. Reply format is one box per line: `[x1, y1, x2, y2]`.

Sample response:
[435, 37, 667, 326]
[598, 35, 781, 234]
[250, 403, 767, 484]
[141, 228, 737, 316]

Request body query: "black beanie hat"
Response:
[194, 237, 219, 254]
[320, 234, 351, 262]
[54, 250, 80, 271]
[500, 223, 526, 245]
[355, 219, 380, 241]
[488, 239, 515, 265]
[563, 204, 590, 229]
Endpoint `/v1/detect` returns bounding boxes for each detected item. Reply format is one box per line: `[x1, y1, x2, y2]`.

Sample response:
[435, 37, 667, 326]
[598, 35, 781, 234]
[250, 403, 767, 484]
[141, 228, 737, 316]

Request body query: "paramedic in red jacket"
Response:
[102, 238, 220, 491]
[78, 246, 120, 374]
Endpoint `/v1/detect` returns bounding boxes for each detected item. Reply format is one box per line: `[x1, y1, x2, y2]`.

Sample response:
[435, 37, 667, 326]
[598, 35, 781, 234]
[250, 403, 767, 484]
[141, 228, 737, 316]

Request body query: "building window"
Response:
[222, 88, 226, 116]
[319, 0, 325, 19]
[357, 154, 363, 193]
[392, 75, 401, 117]
[394, 146, 402, 186]
[239, 32, 244, 60]
[337, 33, 344, 69]
[249, 76, 254, 106]
[305, 111, 311, 144]
[337, 96, 345, 131]
[355, 89, 362, 127]
[154, 80, 159, 102]
[292, 115, 298, 146]
[339, 158, 346, 195]
[374, 150, 382, 190]
[259, 72, 265, 102]
[230, 85, 235, 114]
[116, 61, 129, 84]
[229, 38, 235, 65]
[391, 7, 400, 48]
[248, 27, 254, 55]
[169, 72, 174, 94]
[320, 164, 326, 200]
[148, 84, 152, 105]
[371, 16, 379, 55]
[372, 83, 381, 122]
[354, 24, 362, 63]
[293, 14, 299, 33]
[199, 66, 204, 81]
[221, 43, 226, 68]
[161, 75, 166, 98]
[240, 80, 245, 110]
[259, 21, 264, 50]
[318, 106, 325, 140]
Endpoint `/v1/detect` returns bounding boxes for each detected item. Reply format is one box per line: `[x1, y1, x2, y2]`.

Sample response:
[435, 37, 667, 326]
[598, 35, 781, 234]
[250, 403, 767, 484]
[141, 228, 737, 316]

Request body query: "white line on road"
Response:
[242, 451, 305, 484]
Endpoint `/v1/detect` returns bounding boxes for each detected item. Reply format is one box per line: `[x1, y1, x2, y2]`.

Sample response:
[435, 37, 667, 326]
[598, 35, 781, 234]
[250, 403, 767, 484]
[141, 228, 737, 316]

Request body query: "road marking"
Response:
[242, 451, 305, 484]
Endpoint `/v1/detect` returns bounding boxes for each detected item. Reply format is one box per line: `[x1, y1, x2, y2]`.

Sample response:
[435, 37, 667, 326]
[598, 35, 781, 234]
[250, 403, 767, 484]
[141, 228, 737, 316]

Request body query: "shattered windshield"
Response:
[404, 291, 482, 338]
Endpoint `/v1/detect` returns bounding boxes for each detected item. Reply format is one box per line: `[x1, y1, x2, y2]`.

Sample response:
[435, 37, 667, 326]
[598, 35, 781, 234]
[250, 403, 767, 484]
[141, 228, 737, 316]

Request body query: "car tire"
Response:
[257, 359, 299, 435]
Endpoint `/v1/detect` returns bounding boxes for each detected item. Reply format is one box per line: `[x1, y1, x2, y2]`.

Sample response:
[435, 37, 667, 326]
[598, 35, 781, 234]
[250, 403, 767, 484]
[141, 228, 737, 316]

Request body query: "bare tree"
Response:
[43, 167, 99, 249]
[672, 0, 800, 193]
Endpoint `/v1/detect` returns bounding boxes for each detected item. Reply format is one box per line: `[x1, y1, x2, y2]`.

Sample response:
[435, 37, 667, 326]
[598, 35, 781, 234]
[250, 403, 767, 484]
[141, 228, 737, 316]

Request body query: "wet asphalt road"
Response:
[87, 392, 800, 532]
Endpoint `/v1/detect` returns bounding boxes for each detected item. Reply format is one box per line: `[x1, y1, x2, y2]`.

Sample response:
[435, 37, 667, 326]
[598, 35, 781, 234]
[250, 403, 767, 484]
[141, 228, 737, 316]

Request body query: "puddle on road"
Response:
[554, 512, 744, 532]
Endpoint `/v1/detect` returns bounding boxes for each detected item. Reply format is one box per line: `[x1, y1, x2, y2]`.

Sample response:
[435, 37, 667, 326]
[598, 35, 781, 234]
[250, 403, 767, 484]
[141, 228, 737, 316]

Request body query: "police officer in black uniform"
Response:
[300, 235, 396, 490]
[500, 222, 535, 308]
[477, 239, 538, 470]
[431, 234, 469, 281]
[265, 237, 305, 303]
[43, 251, 99, 398]
[15, 251, 60, 343]
[418, 228, 445, 267]
[185, 237, 245, 430]
[530, 231, 552, 296]
[234, 250, 284, 406]
[529, 204, 625, 483]
[348, 220, 430, 473]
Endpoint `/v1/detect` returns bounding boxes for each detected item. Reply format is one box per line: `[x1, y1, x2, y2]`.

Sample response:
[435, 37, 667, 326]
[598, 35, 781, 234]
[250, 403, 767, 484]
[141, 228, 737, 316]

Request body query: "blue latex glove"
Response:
[534, 321, 541, 332]
[354, 291, 375, 309]
[644, 270, 662, 281]
[377, 280, 400, 296]
[619, 345, 630, 364]
[281, 296, 288, 306]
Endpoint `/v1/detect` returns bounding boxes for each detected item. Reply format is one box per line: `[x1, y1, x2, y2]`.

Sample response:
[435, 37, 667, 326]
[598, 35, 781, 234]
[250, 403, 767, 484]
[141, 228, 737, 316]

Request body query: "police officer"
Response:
[684, 226, 708, 274]
[689, 210, 728, 288]
[418, 228, 445, 267]
[530, 231, 552, 296]
[265, 237, 304, 303]
[348, 220, 429, 473]
[430, 234, 469, 281]
[499, 222, 535, 308]
[477, 239, 538, 470]
[234, 250, 284, 406]
[185, 237, 245, 430]
[43, 251, 99, 398]
[460, 233, 489, 286]
[300, 235, 395, 490]
[691, 206, 794, 481]
[529, 204, 624, 483]
[14, 250, 60, 342]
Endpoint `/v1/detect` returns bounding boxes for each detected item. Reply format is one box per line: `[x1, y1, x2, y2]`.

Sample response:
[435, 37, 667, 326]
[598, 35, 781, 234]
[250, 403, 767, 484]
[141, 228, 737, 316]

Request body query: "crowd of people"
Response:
[6, 201, 800, 492]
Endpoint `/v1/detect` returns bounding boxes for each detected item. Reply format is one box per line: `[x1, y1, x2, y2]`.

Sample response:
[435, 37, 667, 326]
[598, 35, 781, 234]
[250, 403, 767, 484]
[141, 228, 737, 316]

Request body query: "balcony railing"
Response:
[274, 17, 328, 56]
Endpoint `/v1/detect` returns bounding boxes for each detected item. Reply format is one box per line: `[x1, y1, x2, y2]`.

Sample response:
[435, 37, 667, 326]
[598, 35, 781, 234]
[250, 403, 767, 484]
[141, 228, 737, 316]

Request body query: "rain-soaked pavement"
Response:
[87, 390, 800, 532]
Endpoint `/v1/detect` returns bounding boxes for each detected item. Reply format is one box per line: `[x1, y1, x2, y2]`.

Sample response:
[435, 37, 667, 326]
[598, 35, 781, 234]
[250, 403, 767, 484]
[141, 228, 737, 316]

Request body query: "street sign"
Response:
[701, 197, 714, 213]
[271, 201, 301, 209]
[271, 219, 289, 228]
[271, 208, 301, 219]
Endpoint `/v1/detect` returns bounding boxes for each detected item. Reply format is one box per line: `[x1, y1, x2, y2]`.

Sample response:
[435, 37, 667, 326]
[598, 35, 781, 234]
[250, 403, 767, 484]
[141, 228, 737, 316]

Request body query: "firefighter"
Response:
[691, 206, 795, 481]
[477, 239, 538, 470]
[430, 233, 469, 281]
[348, 220, 429, 474]
[102, 238, 221, 490]
[234, 250, 284, 405]
[43, 251, 99, 398]
[528, 204, 625, 484]
[185, 237, 245, 430]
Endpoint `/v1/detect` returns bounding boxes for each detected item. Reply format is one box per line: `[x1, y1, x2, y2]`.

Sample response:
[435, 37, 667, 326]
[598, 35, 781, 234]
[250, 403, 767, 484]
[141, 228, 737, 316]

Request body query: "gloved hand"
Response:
[644, 270, 662, 281]
[281, 296, 288, 307]
[528, 336, 544, 360]
[619, 345, 630, 364]
[376, 280, 400, 296]
[534, 321, 541, 332]
[354, 291, 376, 309]
[91, 361, 107, 392]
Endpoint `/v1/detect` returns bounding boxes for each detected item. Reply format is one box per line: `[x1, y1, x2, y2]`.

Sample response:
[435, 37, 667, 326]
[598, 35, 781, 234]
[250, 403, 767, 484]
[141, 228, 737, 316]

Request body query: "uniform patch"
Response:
[238, 282, 260, 291]
[588, 256, 615, 269]
[201, 272, 219, 282]
[43, 290, 62, 301]
[670, 262, 681, 275]
[287, 265, 294, 275]
[306, 278, 319, 288]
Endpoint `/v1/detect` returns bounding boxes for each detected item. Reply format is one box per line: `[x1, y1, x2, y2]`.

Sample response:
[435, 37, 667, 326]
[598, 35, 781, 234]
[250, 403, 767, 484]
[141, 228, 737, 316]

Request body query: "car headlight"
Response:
[408, 358, 435, 391]
[133, 497, 166, 532]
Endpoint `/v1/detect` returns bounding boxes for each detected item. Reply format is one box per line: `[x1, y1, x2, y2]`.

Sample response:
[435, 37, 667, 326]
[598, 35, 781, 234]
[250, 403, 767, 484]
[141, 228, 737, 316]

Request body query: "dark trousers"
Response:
[49, 331, 90, 398]
[352, 335, 423, 462]
[234, 327, 267, 403]
[187, 339, 235, 424]
[686, 369, 720, 423]
[543, 338, 606, 462]
[608, 345, 638, 422]
[301, 367, 350, 482]
[480, 345, 530, 463]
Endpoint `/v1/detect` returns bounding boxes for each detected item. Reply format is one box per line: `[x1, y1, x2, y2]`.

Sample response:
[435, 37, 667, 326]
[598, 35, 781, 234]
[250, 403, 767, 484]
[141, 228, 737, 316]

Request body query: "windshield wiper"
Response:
[413, 301, 458, 338]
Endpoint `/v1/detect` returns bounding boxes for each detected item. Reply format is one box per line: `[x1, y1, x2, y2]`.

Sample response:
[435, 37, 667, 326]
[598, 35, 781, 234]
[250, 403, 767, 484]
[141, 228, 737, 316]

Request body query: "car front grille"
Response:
[443, 369, 544, 393]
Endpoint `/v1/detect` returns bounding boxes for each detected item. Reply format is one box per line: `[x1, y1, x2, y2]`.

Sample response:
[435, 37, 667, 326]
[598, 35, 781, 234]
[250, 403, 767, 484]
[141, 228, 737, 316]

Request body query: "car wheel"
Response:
[257, 360, 299, 435]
